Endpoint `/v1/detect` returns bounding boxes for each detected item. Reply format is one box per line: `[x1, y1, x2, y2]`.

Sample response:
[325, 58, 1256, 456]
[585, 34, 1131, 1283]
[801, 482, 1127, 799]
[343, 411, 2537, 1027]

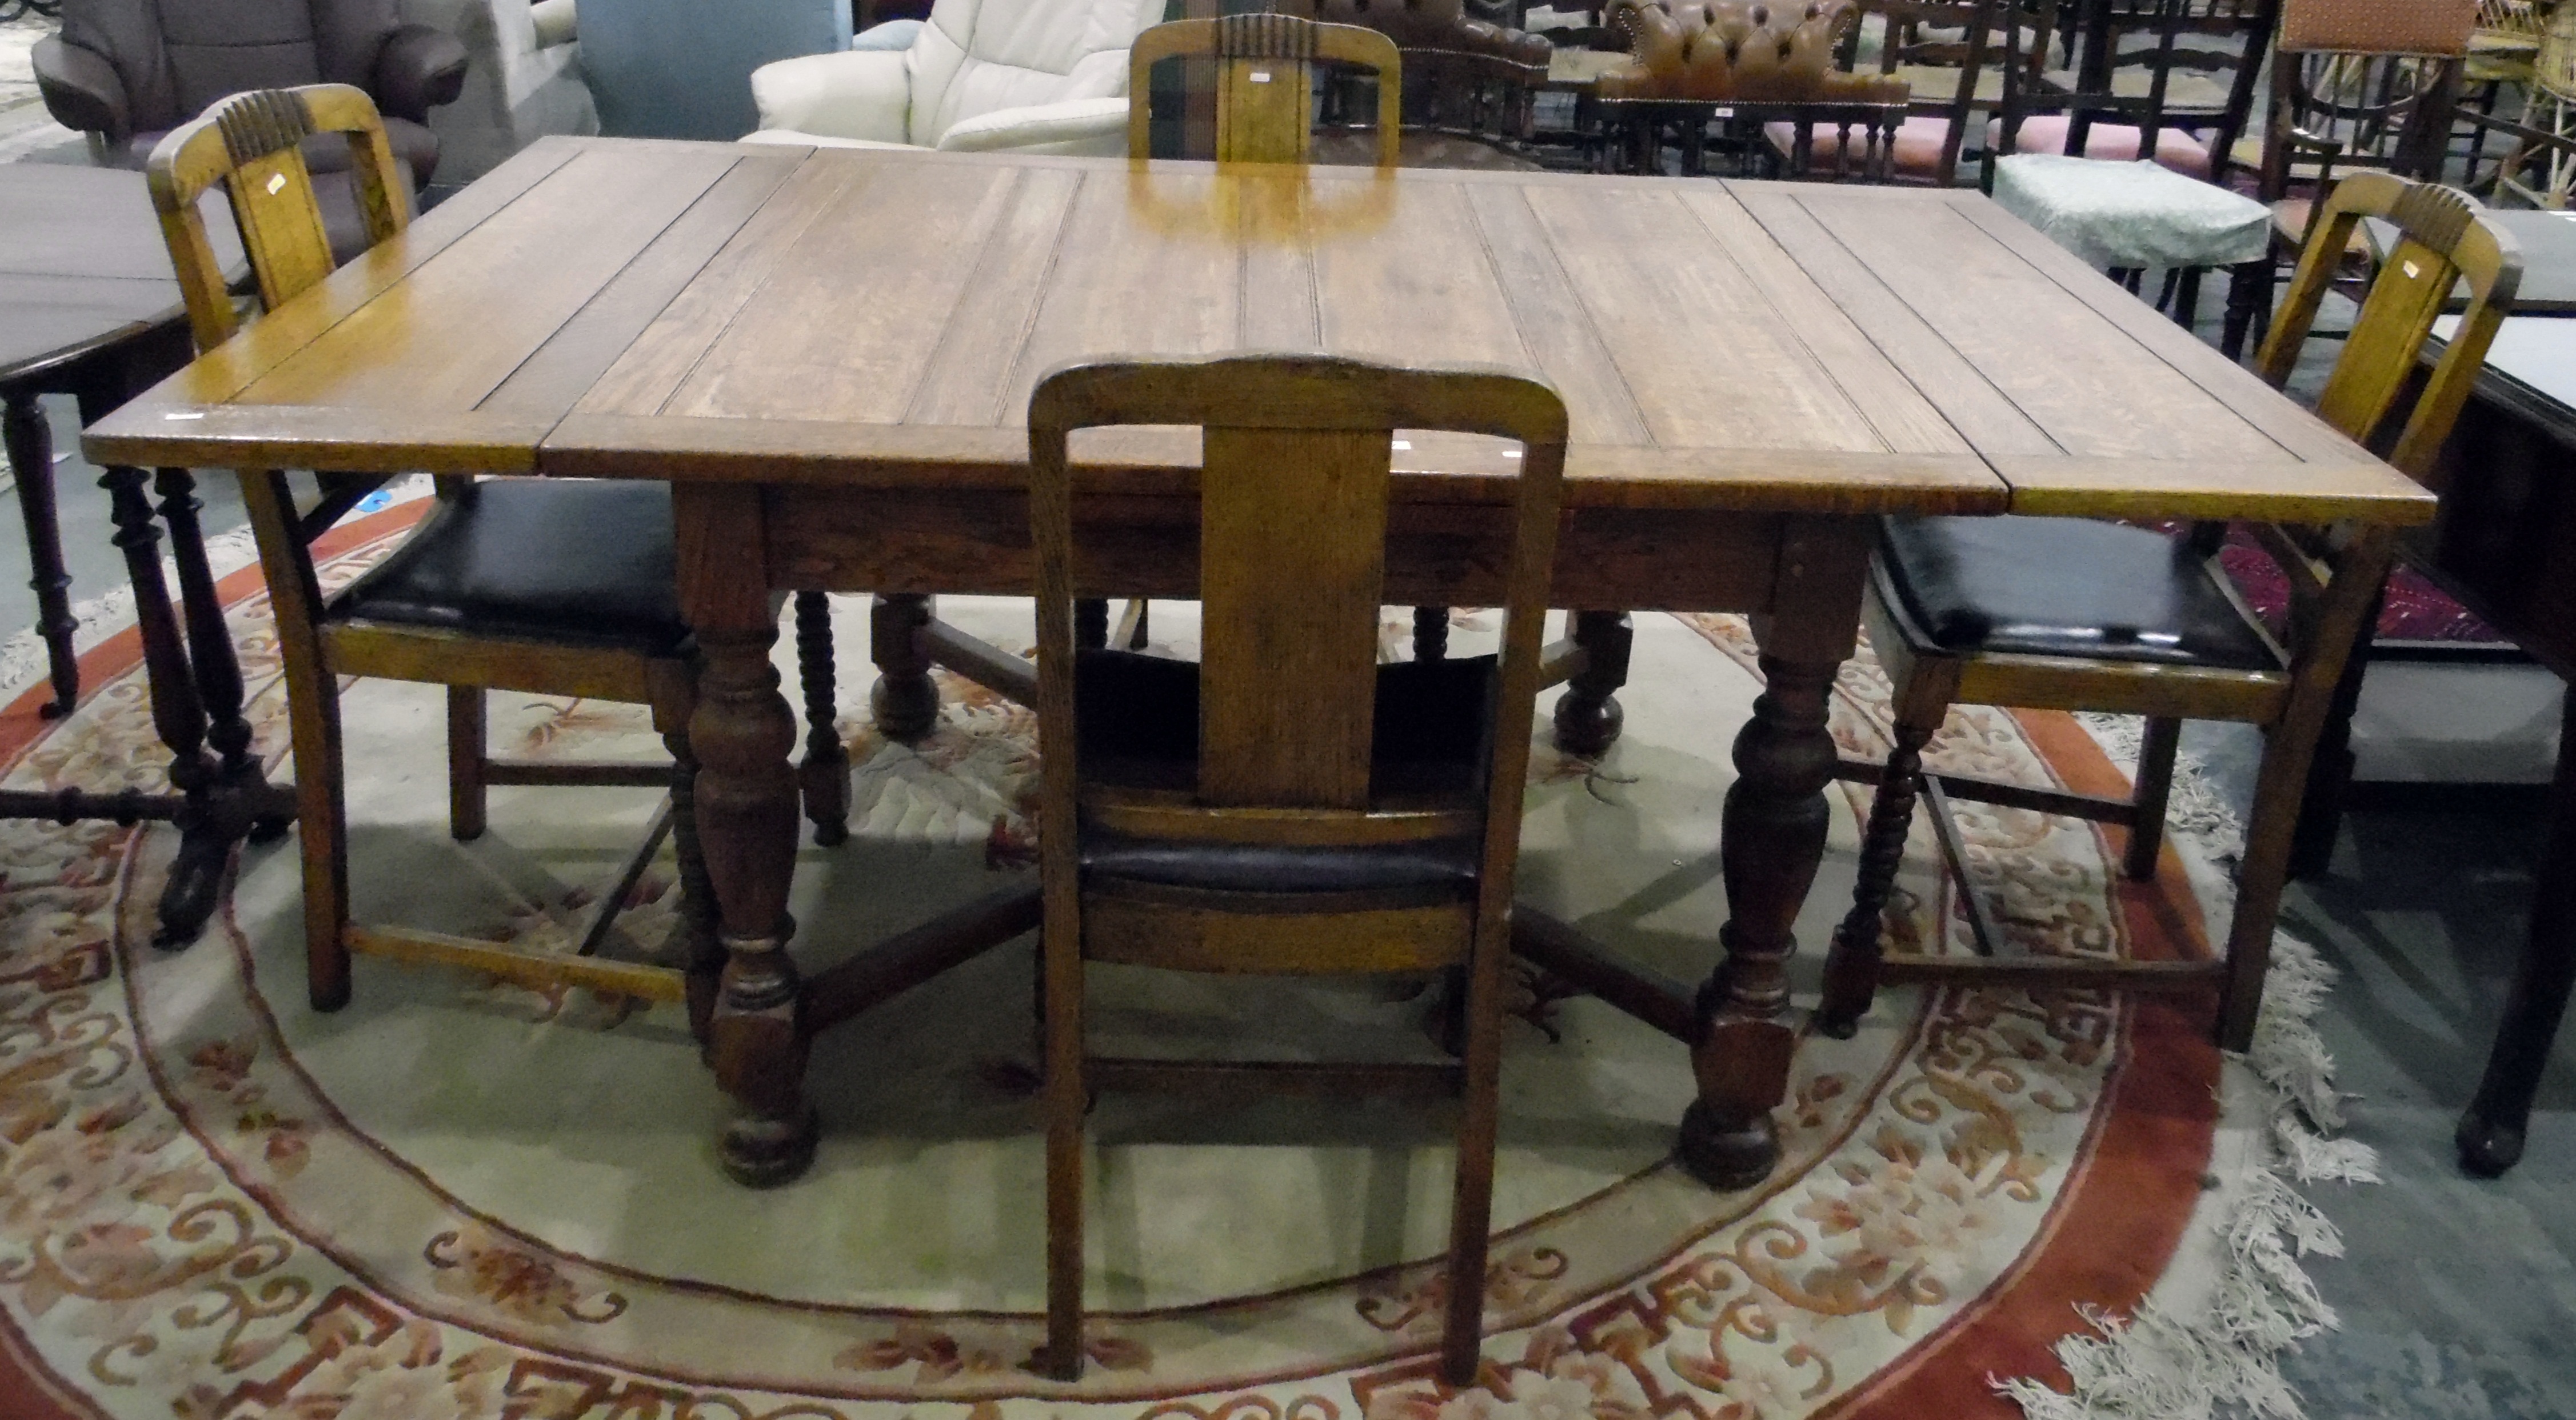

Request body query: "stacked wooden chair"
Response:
[1818, 171, 2521, 1052]
[145, 85, 846, 1025]
[1758, 0, 2021, 187]
[2241, 0, 2479, 343]
[1027, 354, 1567, 1387]
[1985, 0, 2278, 349]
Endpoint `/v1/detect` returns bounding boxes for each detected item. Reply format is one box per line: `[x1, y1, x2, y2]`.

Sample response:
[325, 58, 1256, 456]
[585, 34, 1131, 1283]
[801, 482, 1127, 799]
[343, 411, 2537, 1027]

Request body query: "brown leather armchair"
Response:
[35, 0, 467, 258]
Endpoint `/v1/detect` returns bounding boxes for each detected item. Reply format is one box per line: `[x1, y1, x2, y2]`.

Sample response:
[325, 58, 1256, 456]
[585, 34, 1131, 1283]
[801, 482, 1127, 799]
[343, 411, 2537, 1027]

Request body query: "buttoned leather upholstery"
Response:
[1073, 648, 1493, 895]
[332, 480, 690, 655]
[1878, 515, 2279, 670]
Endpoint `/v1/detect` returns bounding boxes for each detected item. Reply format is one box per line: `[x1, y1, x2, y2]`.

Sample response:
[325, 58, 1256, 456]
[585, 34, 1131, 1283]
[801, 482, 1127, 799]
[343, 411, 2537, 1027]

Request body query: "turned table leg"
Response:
[150, 467, 293, 945]
[102, 467, 230, 938]
[678, 487, 817, 1186]
[1553, 610, 1632, 757]
[1680, 518, 1871, 1190]
[2458, 691, 2576, 1177]
[868, 592, 940, 745]
[5, 390, 78, 717]
[795, 591, 850, 846]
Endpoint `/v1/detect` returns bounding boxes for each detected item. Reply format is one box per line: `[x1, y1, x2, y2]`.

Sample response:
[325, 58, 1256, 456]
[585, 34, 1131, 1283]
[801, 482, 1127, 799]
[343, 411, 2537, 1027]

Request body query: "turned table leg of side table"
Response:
[4, 390, 80, 717]
[2459, 691, 2576, 1177]
[678, 486, 818, 1186]
[1680, 518, 1871, 1190]
[148, 467, 295, 945]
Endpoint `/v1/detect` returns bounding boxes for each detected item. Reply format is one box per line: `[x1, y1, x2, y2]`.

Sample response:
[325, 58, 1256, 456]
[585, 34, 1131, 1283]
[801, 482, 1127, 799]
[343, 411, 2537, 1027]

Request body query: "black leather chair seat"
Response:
[332, 479, 690, 655]
[1879, 515, 2279, 671]
[1075, 649, 1493, 896]
[1082, 833, 1481, 895]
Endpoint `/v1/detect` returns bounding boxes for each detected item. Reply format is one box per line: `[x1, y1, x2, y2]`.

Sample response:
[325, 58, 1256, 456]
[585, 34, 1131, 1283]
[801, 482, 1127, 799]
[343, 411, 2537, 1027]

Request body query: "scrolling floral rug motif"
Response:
[0, 506, 2278, 1420]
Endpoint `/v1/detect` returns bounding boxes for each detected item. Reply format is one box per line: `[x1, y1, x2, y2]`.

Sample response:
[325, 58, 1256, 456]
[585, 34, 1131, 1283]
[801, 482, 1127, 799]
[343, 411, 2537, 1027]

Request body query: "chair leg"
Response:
[1114, 598, 1151, 651]
[2222, 257, 2272, 361]
[1818, 719, 1936, 1039]
[1441, 918, 1511, 1387]
[2216, 718, 2313, 1052]
[664, 720, 725, 1048]
[1414, 606, 1449, 662]
[2171, 266, 2203, 330]
[2123, 716, 2183, 882]
[795, 591, 850, 847]
[1041, 922, 1088, 1382]
[1073, 597, 1110, 651]
[243, 470, 352, 1011]
[446, 686, 487, 842]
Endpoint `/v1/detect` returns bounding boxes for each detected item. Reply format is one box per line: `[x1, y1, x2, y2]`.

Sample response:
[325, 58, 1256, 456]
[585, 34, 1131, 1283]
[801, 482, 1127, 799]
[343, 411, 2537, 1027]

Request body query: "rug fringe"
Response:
[1996, 720, 2379, 1420]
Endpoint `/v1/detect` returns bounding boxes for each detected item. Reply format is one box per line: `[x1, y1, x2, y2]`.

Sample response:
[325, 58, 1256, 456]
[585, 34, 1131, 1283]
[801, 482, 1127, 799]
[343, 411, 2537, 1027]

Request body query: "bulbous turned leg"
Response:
[1818, 722, 1934, 1039]
[1682, 649, 1840, 1189]
[795, 591, 850, 846]
[868, 593, 940, 745]
[1680, 519, 1873, 1190]
[1552, 610, 1632, 758]
[696, 622, 817, 1186]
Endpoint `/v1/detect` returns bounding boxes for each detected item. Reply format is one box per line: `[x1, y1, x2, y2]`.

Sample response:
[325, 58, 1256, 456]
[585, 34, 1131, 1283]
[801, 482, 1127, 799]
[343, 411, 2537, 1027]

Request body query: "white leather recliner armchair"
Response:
[742, 0, 1164, 156]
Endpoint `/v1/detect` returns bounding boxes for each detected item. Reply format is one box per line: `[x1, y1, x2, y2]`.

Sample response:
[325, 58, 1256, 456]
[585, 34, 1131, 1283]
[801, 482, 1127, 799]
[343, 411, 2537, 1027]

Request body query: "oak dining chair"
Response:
[1028, 354, 1567, 1389]
[1818, 171, 2519, 1053]
[148, 85, 732, 1022]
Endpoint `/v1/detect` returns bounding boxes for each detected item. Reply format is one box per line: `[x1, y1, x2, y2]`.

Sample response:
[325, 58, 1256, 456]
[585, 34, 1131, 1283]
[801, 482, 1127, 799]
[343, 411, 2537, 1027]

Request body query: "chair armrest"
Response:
[935, 96, 1131, 155]
[376, 23, 472, 121]
[32, 36, 128, 141]
[750, 49, 911, 143]
[531, 0, 578, 49]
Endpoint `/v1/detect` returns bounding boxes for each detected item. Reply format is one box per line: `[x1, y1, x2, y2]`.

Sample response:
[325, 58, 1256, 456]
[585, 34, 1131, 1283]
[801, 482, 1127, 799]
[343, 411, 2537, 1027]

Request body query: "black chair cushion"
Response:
[1073, 649, 1494, 897]
[331, 479, 690, 655]
[1081, 833, 1481, 895]
[1879, 515, 2279, 671]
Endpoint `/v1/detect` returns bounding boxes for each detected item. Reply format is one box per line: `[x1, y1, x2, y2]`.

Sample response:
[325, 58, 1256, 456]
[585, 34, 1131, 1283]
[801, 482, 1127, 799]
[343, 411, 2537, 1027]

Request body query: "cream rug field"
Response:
[0, 504, 2369, 1420]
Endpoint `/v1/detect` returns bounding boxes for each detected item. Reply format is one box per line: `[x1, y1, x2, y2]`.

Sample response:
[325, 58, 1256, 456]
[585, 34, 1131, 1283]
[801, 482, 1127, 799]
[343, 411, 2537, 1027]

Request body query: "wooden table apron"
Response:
[84, 135, 2431, 1191]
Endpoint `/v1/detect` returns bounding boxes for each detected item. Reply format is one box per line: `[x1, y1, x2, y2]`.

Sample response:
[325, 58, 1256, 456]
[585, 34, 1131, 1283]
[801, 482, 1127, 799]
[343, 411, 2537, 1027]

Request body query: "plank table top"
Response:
[83, 135, 2431, 529]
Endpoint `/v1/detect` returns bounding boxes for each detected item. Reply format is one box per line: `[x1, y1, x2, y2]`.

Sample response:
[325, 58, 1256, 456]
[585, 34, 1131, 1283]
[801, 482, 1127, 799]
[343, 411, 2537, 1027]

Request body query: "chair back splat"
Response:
[1027, 354, 1567, 1389]
[1129, 12, 1404, 165]
[149, 83, 409, 350]
[2257, 171, 2522, 477]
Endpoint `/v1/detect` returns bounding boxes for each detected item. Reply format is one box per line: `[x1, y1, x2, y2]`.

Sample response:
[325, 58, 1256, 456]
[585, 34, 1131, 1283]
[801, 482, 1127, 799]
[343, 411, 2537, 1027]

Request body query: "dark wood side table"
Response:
[0, 163, 290, 943]
[2380, 314, 2576, 1175]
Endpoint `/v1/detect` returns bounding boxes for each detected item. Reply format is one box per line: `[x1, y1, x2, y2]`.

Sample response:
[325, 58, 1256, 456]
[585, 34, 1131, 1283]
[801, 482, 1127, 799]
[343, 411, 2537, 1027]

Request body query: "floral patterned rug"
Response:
[0, 505, 2252, 1420]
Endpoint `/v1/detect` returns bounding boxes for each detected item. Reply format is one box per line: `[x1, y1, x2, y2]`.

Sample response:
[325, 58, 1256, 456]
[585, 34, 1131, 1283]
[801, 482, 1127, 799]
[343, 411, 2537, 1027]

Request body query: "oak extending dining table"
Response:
[85, 135, 2434, 1188]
